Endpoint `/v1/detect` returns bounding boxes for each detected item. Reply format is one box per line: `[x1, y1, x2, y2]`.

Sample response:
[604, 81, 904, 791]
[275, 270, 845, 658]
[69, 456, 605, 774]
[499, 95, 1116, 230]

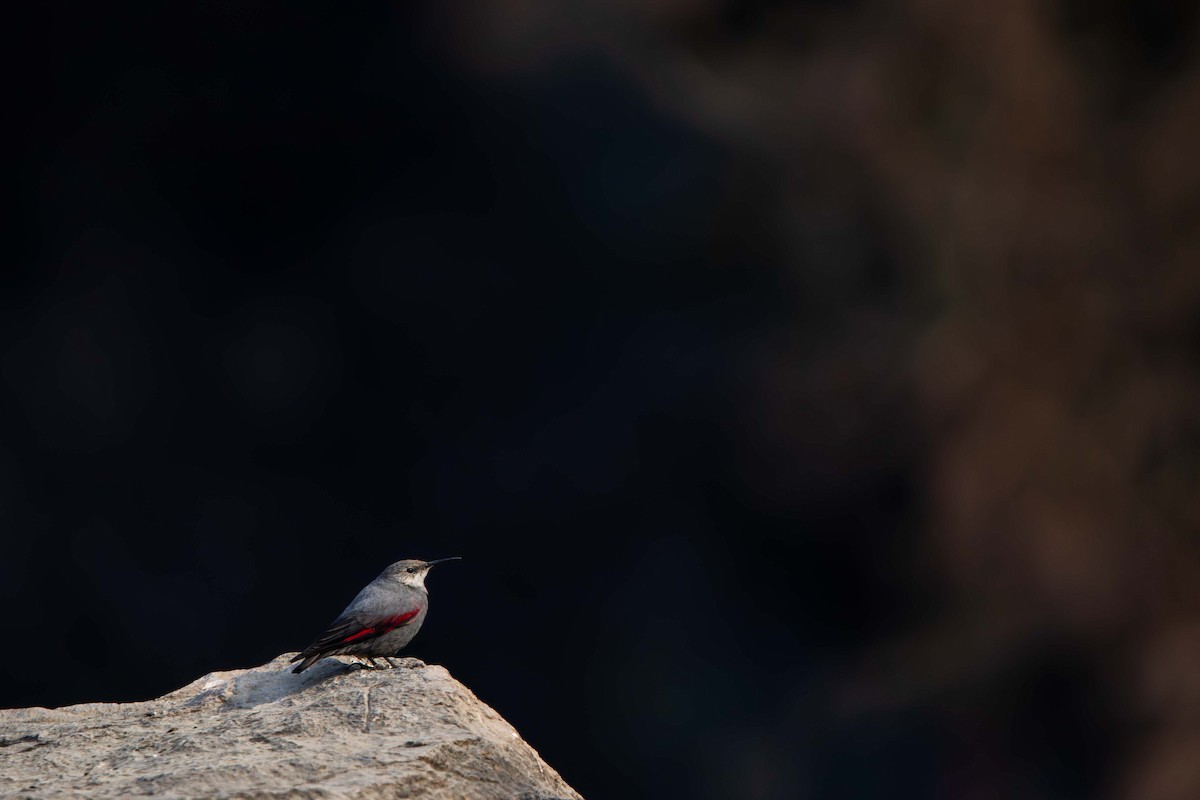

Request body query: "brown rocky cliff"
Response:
[0, 654, 583, 800]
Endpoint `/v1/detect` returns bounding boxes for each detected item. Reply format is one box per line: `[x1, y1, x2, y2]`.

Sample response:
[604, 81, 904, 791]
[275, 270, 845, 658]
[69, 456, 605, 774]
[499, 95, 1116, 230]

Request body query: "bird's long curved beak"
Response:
[425, 557, 463, 567]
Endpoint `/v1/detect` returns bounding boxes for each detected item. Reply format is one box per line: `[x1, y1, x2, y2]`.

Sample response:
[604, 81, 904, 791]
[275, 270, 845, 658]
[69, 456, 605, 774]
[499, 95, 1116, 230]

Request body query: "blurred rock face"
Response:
[447, 1, 1200, 798]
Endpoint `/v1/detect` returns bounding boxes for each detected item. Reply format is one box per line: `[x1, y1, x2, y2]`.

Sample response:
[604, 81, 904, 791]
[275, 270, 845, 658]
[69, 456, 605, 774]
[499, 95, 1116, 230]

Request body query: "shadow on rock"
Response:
[179, 653, 363, 709]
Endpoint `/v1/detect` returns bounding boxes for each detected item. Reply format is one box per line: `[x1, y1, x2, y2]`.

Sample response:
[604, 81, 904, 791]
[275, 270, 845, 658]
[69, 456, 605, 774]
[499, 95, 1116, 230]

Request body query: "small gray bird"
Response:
[291, 557, 461, 674]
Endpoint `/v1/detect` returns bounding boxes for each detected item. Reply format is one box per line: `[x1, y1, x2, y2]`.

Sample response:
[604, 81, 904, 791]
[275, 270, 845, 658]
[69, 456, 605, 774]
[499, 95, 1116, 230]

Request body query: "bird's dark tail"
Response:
[291, 653, 319, 674]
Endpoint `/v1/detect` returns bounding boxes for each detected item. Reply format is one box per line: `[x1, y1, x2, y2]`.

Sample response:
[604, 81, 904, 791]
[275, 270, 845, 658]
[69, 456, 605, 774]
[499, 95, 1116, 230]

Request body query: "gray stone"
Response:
[0, 654, 583, 800]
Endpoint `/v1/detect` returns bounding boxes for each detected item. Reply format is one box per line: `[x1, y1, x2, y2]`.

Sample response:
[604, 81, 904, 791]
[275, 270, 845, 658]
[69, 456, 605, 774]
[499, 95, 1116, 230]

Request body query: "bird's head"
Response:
[386, 557, 462, 588]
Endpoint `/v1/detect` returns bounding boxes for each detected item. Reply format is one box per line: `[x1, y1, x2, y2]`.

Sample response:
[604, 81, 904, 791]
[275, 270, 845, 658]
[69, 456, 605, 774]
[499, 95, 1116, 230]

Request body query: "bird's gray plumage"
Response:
[291, 557, 459, 674]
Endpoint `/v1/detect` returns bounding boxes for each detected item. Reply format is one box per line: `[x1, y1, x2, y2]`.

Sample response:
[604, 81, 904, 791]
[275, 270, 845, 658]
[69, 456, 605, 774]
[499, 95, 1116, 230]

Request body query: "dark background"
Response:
[6, 2, 1200, 798]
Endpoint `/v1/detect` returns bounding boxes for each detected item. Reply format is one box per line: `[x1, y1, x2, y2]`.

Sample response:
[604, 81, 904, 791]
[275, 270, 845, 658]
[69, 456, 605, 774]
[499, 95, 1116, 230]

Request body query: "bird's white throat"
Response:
[398, 571, 428, 589]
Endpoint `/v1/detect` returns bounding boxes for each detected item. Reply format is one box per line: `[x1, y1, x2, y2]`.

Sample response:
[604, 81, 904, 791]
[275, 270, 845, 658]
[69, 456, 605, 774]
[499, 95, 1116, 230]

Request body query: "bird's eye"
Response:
[406, 567, 416, 573]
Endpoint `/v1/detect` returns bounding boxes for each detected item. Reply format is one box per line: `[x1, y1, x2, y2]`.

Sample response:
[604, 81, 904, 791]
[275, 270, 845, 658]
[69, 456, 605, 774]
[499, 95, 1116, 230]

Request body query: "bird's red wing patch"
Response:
[340, 627, 378, 643]
[338, 608, 420, 643]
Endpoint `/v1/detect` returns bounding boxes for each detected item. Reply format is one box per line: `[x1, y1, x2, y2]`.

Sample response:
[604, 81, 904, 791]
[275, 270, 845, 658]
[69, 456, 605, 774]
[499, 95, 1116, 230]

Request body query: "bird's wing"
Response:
[292, 605, 423, 660]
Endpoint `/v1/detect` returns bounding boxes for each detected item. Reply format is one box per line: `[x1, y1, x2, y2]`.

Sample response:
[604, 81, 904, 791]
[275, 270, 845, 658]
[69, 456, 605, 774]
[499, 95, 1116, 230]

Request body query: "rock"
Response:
[0, 654, 583, 800]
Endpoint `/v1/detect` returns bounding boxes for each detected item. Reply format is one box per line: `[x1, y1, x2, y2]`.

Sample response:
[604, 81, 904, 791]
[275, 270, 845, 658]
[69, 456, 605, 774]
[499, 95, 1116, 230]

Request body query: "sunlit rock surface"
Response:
[0, 654, 582, 800]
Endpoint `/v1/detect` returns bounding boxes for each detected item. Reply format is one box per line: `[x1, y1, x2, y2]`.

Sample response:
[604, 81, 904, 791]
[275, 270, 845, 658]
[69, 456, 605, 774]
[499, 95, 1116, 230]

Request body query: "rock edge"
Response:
[0, 654, 583, 800]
